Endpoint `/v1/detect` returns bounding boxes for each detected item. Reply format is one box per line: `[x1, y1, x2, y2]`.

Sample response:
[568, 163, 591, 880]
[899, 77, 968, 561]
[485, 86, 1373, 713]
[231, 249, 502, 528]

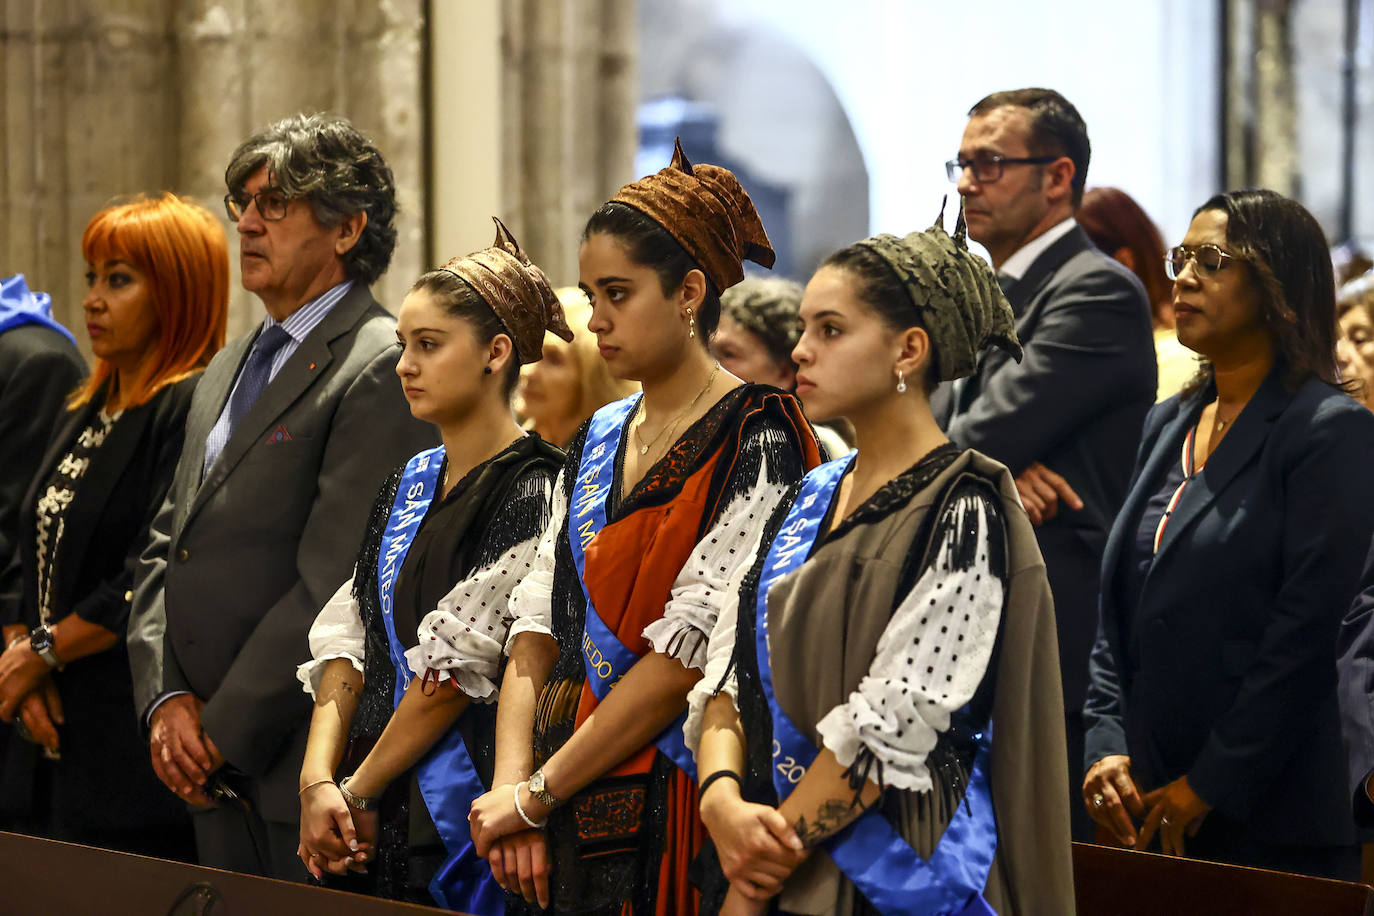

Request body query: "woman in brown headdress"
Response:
[688, 212, 1076, 914]
[467, 142, 822, 914]
[293, 219, 569, 911]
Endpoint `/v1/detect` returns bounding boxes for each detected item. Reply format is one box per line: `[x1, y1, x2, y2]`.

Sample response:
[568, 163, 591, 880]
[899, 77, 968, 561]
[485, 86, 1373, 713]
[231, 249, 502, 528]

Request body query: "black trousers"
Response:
[190, 778, 305, 882]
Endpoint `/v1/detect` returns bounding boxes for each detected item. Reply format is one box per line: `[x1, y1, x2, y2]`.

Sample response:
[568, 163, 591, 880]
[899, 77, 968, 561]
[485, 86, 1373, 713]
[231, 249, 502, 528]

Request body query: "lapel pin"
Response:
[309, 362, 317, 371]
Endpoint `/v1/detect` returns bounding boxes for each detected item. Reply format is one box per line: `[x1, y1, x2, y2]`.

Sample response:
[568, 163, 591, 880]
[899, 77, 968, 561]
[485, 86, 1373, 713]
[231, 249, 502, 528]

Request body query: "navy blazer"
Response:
[1084, 368, 1374, 847]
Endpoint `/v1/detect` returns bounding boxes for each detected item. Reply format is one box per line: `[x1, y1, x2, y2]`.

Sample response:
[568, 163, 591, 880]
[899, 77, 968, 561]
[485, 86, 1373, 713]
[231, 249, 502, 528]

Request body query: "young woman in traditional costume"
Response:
[294, 219, 570, 911]
[689, 210, 1077, 915]
[467, 142, 822, 914]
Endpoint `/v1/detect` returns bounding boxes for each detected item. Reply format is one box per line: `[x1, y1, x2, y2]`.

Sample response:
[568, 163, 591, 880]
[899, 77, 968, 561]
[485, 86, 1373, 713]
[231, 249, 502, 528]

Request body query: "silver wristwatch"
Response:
[527, 769, 561, 808]
[28, 625, 61, 670]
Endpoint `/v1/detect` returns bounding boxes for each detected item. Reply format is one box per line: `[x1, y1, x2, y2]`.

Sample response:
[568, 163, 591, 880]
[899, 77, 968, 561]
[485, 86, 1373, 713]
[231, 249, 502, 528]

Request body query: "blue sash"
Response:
[568, 394, 697, 779]
[377, 446, 504, 914]
[755, 455, 998, 916]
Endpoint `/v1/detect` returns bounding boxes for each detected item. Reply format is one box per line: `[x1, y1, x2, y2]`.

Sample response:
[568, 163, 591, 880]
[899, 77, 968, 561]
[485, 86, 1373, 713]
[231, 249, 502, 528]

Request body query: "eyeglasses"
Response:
[945, 154, 1059, 184]
[1164, 244, 1241, 280]
[224, 186, 291, 223]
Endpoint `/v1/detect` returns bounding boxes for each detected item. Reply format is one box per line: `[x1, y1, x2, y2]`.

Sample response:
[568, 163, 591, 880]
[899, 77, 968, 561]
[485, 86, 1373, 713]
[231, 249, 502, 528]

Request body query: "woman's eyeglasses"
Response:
[1165, 244, 1241, 280]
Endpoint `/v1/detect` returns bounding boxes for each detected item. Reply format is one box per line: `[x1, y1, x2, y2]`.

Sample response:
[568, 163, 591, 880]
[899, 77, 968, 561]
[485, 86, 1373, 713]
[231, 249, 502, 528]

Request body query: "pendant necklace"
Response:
[634, 361, 721, 456]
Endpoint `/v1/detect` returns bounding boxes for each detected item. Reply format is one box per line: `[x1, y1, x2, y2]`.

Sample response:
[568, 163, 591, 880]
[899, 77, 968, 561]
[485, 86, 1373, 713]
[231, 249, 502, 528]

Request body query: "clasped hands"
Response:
[148, 694, 225, 808]
[699, 780, 807, 914]
[1083, 755, 1211, 856]
[468, 782, 553, 908]
[0, 624, 63, 755]
[1015, 462, 1082, 526]
[298, 779, 375, 880]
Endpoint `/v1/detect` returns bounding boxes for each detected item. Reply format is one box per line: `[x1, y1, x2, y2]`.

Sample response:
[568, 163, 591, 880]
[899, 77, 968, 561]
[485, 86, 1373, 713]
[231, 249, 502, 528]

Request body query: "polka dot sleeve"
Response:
[814, 490, 1005, 792]
[403, 533, 544, 701]
[643, 460, 790, 671]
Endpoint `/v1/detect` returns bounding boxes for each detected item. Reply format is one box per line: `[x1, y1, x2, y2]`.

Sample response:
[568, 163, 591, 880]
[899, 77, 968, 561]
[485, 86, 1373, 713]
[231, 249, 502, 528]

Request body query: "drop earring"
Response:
[686, 307, 696, 339]
[896, 369, 907, 394]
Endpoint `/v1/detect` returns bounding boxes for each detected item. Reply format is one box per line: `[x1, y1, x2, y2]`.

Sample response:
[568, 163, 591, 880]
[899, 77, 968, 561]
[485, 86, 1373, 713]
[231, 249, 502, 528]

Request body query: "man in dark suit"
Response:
[127, 114, 435, 878]
[939, 88, 1156, 839]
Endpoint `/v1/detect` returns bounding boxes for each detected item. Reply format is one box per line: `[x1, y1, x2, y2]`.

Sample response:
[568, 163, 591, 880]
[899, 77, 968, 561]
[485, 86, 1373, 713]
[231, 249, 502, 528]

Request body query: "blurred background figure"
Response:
[1078, 187, 1196, 401]
[0, 193, 229, 860]
[516, 287, 639, 449]
[714, 275, 853, 456]
[1337, 272, 1374, 409]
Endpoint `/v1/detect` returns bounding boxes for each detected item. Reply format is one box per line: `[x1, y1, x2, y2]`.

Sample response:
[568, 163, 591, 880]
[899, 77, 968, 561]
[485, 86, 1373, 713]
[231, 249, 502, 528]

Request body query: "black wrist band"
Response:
[698, 769, 742, 801]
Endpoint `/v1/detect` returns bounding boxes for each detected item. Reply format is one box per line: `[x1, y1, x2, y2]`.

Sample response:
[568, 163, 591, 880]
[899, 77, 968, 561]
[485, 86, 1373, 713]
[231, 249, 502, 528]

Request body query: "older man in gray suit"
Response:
[128, 114, 435, 878]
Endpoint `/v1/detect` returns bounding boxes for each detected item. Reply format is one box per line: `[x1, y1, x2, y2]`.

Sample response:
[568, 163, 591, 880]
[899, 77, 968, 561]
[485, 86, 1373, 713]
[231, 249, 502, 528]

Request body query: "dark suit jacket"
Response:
[0, 376, 196, 830]
[0, 324, 86, 569]
[1085, 370, 1374, 847]
[127, 283, 436, 823]
[1336, 514, 1374, 829]
[942, 226, 1156, 710]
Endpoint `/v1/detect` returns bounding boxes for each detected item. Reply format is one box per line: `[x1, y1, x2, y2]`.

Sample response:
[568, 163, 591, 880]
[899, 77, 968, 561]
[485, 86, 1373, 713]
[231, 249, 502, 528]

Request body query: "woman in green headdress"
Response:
[688, 209, 1076, 914]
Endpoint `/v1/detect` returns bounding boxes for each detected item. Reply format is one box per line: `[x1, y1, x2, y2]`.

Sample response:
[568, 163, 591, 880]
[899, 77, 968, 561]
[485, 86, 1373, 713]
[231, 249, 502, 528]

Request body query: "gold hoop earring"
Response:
[686, 307, 696, 339]
[896, 368, 907, 394]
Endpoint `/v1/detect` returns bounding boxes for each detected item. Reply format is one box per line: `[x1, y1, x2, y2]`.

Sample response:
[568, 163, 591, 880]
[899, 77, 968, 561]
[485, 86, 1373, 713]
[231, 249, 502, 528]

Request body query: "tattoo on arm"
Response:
[793, 797, 858, 847]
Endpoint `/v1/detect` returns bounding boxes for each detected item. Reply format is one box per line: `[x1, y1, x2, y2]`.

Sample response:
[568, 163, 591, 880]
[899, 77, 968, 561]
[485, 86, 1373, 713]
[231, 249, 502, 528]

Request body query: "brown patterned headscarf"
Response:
[435, 217, 573, 364]
[854, 200, 1022, 381]
[609, 138, 775, 292]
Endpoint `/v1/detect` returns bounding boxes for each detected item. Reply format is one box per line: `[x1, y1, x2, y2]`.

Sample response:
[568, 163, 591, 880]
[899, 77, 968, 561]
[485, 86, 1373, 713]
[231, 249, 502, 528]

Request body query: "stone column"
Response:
[499, 0, 637, 287]
[1, 0, 426, 347]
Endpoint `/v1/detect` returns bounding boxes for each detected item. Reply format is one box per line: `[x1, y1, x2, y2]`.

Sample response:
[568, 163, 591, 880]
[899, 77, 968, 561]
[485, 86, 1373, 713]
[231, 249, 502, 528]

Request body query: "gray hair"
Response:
[224, 113, 397, 286]
[719, 275, 805, 366]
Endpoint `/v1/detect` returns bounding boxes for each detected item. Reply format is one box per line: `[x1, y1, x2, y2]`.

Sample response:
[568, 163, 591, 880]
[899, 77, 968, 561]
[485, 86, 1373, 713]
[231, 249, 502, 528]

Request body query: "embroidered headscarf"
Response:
[854, 200, 1022, 381]
[435, 217, 573, 364]
[610, 138, 775, 292]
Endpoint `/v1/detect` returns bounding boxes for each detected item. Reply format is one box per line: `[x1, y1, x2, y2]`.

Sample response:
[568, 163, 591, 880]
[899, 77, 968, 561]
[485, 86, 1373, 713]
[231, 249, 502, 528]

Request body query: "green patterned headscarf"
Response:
[854, 200, 1021, 381]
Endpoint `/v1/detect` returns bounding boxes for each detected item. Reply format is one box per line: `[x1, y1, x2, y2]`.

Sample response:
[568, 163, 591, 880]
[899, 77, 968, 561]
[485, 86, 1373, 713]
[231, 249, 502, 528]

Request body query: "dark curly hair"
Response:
[225, 113, 397, 285]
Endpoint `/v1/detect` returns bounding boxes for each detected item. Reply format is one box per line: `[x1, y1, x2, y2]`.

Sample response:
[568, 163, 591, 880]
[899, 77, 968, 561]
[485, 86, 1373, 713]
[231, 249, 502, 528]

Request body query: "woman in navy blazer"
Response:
[0, 194, 227, 858]
[1082, 189, 1374, 880]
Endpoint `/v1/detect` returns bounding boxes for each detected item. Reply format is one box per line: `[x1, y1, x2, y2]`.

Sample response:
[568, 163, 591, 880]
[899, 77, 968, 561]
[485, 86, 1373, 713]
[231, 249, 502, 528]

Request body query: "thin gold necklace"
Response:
[634, 361, 721, 457]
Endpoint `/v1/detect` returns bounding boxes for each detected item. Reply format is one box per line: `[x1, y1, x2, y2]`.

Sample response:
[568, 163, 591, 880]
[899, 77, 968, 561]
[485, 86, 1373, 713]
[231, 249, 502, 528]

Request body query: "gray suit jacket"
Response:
[939, 226, 1156, 711]
[128, 283, 436, 821]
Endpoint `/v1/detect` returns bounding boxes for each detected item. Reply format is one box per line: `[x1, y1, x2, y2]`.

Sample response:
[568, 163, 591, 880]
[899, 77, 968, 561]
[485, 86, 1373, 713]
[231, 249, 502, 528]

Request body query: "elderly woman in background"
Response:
[714, 275, 853, 456]
[1336, 273, 1374, 408]
[1078, 186, 1196, 401]
[516, 288, 639, 449]
[1083, 189, 1374, 880]
[0, 193, 228, 860]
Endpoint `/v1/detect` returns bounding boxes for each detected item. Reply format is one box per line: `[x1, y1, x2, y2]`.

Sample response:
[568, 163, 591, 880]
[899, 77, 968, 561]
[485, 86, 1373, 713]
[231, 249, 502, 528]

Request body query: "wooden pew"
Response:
[0, 831, 462, 915]
[1074, 841, 1374, 916]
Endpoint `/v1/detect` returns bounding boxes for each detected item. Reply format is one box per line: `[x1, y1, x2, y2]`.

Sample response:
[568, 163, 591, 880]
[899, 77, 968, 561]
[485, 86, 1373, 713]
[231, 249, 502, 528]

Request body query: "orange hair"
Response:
[72, 193, 229, 409]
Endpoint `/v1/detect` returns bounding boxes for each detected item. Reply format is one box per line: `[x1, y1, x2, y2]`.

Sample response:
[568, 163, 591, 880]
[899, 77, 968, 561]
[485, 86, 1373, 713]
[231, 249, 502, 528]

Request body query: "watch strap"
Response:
[528, 769, 561, 807]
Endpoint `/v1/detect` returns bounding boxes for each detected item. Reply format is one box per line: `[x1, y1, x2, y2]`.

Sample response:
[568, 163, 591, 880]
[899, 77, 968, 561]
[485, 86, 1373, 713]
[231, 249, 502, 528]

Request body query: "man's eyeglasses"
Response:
[945, 154, 1059, 184]
[224, 186, 290, 223]
[1165, 244, 1241, 280]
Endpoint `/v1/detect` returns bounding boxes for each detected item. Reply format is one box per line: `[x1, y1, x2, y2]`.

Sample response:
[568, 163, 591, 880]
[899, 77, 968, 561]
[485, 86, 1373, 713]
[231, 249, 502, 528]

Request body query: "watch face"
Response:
[529, 772, 545, 794]
[30, 627, 53, 651]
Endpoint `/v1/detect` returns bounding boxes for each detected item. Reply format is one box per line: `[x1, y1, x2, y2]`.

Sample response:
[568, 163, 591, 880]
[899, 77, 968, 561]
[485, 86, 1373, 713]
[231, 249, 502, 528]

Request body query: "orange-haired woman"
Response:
[0, 193, 228, 860]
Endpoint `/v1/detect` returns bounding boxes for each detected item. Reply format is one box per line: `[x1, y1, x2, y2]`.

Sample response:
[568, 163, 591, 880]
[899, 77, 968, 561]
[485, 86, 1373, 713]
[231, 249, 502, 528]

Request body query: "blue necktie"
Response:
[204, 324, 291, 473]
